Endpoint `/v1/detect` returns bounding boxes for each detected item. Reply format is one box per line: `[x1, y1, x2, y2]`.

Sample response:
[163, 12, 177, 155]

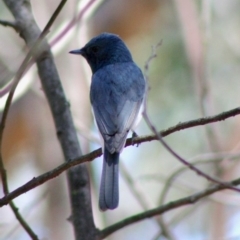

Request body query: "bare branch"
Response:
[50, 0, 98, 47]
[159, 153, 240, 207]
[0, 19, 19, 31]
[100, 177, 240, 238]
[143, 111, 240, 192]
[144, 40, 162, 77]
[0, 106, 239, 207]
[129, 106, 240, 145]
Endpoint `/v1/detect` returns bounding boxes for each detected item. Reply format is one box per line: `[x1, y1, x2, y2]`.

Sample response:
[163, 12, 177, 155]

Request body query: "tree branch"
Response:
[0, 19, 19, 31]
[143, 110, 240, 192]
[100, 177, 240, 238]
[0, 106, 239, 206]
[50, 0, 98, 47]
[0, 0, 68, 238]
[2, 0, 98, 239]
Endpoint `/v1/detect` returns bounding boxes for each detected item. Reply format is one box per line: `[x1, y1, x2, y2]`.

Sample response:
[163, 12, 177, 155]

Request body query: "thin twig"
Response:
[143, 111, 240, 192]
[50, 0, 98, 46]
[144, 40, 162, 76]
[159, 152, 240, 206]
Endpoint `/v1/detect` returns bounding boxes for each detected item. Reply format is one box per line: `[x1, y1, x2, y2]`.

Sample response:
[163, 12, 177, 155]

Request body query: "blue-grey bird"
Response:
[69, 33, 146, 211]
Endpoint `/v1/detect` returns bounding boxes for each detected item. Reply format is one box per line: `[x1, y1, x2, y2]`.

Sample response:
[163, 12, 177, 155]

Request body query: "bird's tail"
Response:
[99, 147, 119, 211]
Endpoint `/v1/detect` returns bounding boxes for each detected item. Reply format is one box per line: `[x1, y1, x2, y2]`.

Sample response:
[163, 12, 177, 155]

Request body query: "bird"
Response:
[69, 33, 146, 211]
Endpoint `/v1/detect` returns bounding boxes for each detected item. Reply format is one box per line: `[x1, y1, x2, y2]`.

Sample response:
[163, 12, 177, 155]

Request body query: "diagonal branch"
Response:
[100, 177, 240, 238]
[129, 106, 240, 146]
[143, 111, 240, 192]
[50, 0, 98, 46]
[0, 106, 239, 206]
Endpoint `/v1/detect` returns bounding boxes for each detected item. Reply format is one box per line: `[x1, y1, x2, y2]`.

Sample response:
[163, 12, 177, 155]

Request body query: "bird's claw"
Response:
[131, 131, 140, 147]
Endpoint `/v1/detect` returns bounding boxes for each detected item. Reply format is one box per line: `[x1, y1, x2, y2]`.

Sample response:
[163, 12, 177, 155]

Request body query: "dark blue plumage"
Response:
[70, 33, 146, 211]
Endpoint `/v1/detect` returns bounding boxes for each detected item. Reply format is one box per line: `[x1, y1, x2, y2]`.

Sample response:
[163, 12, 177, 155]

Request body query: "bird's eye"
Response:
[91, 46, 99, 53]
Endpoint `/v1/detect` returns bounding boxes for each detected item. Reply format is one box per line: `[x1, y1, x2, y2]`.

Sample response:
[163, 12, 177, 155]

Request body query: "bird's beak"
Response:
[69, 48, 84, 55]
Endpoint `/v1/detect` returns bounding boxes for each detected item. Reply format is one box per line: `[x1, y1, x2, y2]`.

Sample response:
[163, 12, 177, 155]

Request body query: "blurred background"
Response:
[1, 0, 240, 239]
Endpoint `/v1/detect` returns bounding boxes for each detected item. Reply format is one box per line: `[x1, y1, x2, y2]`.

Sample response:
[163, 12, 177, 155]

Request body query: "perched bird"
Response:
[69, 33, 146, 211]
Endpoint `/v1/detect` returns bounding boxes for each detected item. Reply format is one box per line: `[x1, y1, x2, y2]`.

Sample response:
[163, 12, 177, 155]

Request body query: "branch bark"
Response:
[0, 19, 18, 31]
[100, 177, 240, 238]
[0, 106, 240, 207]
[2, 0, 98, 239]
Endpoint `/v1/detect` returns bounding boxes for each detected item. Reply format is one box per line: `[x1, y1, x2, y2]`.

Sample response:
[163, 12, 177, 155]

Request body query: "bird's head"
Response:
[69, 33, 133, 73]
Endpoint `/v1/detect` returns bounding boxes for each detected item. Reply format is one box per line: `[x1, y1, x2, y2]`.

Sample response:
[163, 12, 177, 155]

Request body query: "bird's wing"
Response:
[90, 63, 146, 153]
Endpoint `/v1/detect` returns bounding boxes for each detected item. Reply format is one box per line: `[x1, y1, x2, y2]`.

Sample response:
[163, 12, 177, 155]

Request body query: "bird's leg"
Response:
[131, 131, 139, 147]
